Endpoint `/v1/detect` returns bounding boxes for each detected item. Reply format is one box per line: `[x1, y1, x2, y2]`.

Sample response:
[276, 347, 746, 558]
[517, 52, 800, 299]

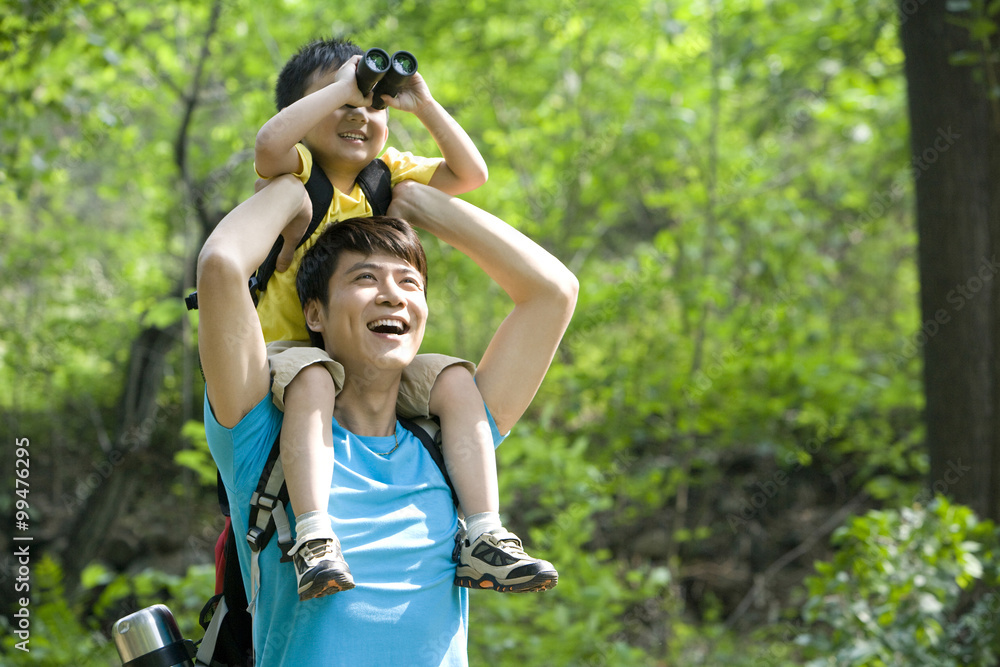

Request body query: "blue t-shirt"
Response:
[205, 391, 505, 666]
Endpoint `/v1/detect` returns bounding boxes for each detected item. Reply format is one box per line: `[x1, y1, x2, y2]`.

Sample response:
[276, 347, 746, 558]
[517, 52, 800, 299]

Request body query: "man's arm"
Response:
[254, 55, 370, 178]
[196, 175, 311, 427]
[388, 182, 577, 434]
[388, 74, 488, 195]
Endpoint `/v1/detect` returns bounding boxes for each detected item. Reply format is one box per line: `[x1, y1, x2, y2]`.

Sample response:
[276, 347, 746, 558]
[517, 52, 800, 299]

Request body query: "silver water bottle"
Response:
[113, 604, 196, 666]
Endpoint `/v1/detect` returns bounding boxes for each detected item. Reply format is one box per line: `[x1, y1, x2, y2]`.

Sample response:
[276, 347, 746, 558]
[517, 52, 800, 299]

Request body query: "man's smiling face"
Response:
[305, 250, 427, 374]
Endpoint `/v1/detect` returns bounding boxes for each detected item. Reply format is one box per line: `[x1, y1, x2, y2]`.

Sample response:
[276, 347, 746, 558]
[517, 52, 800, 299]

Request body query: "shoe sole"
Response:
[454, 569, 558, 593]
[298, 569, 355, 601]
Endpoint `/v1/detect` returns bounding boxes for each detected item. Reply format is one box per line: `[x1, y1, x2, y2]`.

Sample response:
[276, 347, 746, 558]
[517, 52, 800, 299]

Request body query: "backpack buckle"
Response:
[250, 491, 278, 511]
[247, 526, 265, 552]
[278, 539, 294, 563]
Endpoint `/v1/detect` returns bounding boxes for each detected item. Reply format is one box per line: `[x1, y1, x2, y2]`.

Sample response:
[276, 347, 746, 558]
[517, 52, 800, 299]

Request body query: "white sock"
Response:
[293, 510, 336, 549]
[465, 511, 503, 541]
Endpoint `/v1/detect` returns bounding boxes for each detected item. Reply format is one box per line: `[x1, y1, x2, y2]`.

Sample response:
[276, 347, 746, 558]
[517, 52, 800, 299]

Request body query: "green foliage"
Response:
[471, 424, 669, 664]
[0, 0, 948, 662]
[0, 557, 117, 665]
[0, 556, 213, 666]
[798, 497, 1000, 666]
[175, 420, 217, 487]
[946, 0, 1000, 100]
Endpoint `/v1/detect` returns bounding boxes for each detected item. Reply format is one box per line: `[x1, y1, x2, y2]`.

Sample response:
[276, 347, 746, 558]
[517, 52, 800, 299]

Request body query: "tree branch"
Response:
[724, 489, 870, 628]
[174, 0, 224, 190]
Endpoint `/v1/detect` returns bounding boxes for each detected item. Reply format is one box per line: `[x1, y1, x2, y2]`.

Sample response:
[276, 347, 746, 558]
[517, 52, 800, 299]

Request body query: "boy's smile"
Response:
[339, 130, 369, 144]
[302, 67, 390, 184]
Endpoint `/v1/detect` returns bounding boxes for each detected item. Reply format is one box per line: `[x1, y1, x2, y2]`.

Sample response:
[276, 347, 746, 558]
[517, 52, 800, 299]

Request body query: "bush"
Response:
[0, 556, 213, 666]
[797, 496, 1000, 666]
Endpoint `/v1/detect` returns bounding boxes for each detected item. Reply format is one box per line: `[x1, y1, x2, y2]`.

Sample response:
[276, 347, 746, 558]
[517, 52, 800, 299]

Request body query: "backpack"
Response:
[185, 158, 392, 311]
[194, 416, 456, 666]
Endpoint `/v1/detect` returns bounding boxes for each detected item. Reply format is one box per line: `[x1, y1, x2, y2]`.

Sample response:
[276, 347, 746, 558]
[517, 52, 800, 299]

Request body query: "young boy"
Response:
[252, 38, 557, 600]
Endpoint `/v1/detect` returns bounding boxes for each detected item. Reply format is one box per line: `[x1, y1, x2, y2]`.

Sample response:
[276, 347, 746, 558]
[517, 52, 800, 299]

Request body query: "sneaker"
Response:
[454, 528, 558, 593]
[292, 538, 355, 601]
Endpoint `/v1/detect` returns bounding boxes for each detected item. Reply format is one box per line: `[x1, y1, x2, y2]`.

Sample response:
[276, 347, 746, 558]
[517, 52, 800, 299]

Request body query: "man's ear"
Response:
[303, 299, 324, 333]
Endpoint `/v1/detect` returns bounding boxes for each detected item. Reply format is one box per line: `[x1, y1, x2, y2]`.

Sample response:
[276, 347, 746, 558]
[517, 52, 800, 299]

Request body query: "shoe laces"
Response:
[300, 539, 337, 562]
[491, 531, 528, 557]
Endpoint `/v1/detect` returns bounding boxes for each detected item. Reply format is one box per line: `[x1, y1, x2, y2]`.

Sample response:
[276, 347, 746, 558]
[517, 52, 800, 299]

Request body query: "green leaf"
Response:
[142, 298, 185, 328]
[970, 17, 999, 40]
[949, 50, 984, 67]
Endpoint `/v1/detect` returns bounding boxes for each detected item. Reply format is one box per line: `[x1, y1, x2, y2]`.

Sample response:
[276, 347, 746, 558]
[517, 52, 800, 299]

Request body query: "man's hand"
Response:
[386, 179, 425, 222]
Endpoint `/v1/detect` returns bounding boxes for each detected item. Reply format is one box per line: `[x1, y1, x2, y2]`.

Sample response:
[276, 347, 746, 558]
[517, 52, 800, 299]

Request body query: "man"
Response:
[196, 174, 577, 665]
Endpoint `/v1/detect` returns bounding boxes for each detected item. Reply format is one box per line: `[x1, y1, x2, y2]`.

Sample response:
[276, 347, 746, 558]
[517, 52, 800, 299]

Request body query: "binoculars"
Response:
[356, 48, 418, 110]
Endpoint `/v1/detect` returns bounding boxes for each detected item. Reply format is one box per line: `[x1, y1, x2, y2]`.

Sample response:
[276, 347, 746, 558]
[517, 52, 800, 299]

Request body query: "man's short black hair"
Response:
[275, 37, 364, 110]
[296, 216, 429, 349]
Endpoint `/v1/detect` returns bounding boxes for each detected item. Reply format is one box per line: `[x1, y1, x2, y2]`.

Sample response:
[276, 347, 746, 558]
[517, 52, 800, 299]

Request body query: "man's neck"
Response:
[333, 372, 402, 437]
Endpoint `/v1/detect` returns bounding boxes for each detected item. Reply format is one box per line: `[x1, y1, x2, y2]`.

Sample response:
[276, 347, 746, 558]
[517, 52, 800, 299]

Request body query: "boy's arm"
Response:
[388, 182, 577, 434]
[196, 175, 311, 427]
[388, 74, 488, 196]
[255, 55, 370, 178]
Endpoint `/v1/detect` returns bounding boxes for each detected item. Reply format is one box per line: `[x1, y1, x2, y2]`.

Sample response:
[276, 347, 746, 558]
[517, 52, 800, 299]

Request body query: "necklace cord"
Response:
[371, 425, 400, 456]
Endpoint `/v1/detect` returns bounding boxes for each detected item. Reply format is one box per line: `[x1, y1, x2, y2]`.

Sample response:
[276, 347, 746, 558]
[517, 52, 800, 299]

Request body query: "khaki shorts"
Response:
[266, 341, 476, 419]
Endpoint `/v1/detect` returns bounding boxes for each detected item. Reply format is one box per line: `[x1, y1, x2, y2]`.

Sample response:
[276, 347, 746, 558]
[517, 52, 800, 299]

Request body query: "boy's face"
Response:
[301, 66, 390, 170]
[305, 250, 427, 376]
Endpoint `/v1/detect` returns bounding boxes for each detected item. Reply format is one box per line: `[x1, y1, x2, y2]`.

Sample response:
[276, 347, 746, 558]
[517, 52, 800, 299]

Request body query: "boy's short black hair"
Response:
[275, 37, 364, 110]
[296, 216, 428, 349]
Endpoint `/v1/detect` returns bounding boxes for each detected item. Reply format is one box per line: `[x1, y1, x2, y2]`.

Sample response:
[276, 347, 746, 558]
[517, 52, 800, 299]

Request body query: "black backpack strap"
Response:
[398, 416, 459, 508]
[250, 164, 334, 305]
[245, 431, 293, 561]
[356, 158, 393, 216]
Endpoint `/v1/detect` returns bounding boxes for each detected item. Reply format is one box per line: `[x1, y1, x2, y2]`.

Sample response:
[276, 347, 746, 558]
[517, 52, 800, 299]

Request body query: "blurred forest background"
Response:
[3, 0, 1000, 665]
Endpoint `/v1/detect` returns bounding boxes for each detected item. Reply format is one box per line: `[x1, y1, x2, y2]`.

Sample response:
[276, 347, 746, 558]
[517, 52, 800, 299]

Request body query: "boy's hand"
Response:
[383, 72, 433, 114]
[333, 54, 376, 109]
[275, 185, 313, 272]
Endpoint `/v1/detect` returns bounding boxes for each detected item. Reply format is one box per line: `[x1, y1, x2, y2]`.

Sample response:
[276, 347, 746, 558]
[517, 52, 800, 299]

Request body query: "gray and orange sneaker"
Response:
[454, 528, 558, 593]
[291, 538, 355, 601]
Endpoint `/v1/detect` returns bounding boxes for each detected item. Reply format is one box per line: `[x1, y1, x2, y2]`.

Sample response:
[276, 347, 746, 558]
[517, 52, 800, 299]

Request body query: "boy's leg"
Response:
[269, 343, 354, 599]
[410, 358, 557, 593]
[427, 364, 500, 520]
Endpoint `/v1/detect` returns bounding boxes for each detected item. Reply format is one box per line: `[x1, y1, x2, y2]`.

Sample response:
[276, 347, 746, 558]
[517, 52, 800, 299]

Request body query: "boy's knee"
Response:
[428, 364, 480, 415]
[288, 362, 337, 393]
[433, 364, 476, 396]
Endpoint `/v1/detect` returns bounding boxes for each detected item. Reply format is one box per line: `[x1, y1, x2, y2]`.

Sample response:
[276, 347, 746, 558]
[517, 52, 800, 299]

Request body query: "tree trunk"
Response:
[899, 0, 1000, 521]
[60, 323, 182, 588]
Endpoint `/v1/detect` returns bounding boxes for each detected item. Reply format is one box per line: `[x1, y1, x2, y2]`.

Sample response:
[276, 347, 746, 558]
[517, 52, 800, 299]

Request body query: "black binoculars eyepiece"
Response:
[355, 48, 418, 110]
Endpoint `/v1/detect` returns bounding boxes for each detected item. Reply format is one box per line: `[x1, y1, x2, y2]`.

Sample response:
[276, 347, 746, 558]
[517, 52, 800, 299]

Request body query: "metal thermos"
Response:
[113, 604, 195, 666]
